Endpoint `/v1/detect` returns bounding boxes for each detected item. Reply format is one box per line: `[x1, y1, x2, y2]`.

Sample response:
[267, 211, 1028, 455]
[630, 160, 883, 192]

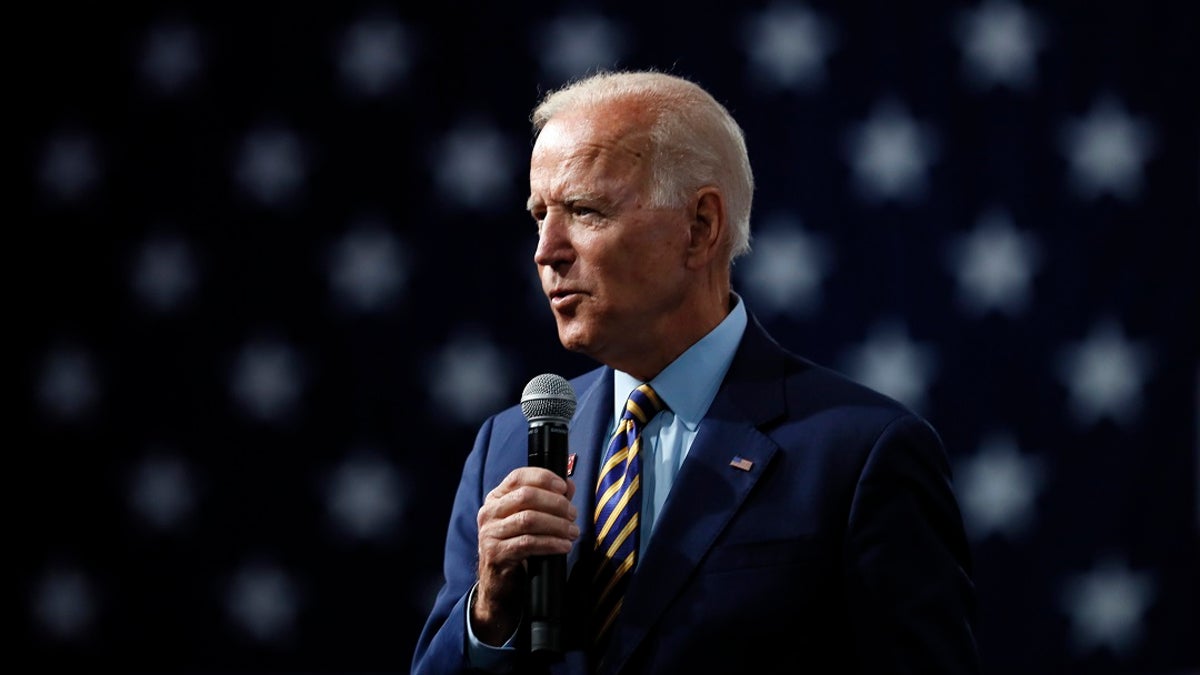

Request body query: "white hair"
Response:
[532, 70, 755, 259]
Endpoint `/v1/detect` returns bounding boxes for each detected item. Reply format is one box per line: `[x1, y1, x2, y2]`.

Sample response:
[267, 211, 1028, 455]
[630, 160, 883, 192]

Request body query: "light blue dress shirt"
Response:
[610, 295, 747, 556]
[466, 296, 747, 665]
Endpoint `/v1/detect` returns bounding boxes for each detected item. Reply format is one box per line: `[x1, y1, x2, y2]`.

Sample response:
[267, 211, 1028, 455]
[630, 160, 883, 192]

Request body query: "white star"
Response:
[955, 0, 1043, 90]
[1057, 319, 1151, 428]
[226, 562, 299, 642]
[338, 16, 411, 97]
[946, 209, 1041, 317]
[130, 232, 199, 312]
[139, 21, 204, 95]
[128, 452, 196, 531]
[428, 332, 515, 426]
[234, 126, 307, 208]
[37, 346, 100, 421]
[325, 450, 406, 541]
[39, 131, 100, 203]
[536, 13, 625, 85]
[328, 219, 409, 313]
[433, 121, 518, 210]
[736, 215, 832, 317]
[845, 101, 938, 203]
[32, 567, 96, 639]
[841, 321, 938, 412]
[742, 3, 836, 90]
[1060, 96, 1155, 201]
[230, 338, 305, 422]
[1061, 557, 1155, 656]
[956, 433, 1044, 540]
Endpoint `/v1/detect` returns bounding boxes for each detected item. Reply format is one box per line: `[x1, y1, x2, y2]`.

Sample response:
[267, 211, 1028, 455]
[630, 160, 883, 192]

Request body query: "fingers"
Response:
[489, 467, 570, 501]
[473, 467, 581, 637]
[485, 509, 580, 546]
[477, 468, 579, 563]
[483, 467, 576, 521]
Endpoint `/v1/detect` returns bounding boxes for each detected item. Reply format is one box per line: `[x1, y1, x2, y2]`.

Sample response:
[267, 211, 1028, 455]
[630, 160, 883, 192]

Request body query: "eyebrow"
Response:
[526, 191, 611, 213]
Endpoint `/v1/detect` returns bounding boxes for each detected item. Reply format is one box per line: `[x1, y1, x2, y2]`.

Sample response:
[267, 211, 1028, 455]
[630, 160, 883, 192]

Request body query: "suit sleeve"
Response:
[843, 414, 981, 674]
[412, 415, 520, 675]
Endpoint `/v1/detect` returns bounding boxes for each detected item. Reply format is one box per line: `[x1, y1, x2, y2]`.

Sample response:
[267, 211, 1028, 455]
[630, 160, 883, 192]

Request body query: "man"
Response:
[413, 70, 979, 674]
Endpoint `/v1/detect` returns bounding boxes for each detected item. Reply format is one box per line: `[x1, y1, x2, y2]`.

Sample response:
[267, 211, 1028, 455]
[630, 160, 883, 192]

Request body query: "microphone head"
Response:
[520, 373, 577, 423]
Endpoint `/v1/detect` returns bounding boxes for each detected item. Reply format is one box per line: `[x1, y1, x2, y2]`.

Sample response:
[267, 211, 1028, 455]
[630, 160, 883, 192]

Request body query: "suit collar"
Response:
[716, 311, 791, 427]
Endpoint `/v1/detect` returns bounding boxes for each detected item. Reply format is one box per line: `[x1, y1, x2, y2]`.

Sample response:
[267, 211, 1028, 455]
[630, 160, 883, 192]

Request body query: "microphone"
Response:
[520, 373, 577, 658]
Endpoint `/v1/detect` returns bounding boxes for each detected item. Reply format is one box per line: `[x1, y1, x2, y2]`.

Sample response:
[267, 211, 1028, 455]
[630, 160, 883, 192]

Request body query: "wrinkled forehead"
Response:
[530, 108, 654, 196]
[534, 108, 652, 163]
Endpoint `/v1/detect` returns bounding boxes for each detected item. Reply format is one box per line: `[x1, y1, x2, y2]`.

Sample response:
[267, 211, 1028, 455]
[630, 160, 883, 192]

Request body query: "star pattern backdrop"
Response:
[20, 1, 1198, 673]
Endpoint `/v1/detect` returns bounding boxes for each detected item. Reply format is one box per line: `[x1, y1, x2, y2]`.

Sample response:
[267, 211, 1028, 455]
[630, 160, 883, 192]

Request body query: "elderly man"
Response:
[413, 71, 978, 674]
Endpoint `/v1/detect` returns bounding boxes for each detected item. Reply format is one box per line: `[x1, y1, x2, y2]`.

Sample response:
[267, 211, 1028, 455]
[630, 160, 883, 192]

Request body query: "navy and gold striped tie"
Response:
[592, 383, 666, 649]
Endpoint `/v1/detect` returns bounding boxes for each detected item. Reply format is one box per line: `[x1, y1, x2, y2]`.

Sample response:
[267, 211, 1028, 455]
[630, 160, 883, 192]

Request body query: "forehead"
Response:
[529, 107, 653, 199]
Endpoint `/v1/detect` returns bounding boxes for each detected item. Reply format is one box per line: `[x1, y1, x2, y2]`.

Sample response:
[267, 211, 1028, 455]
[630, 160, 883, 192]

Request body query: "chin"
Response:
[554, 321, 597, 357]
[556, 331, 591, 355]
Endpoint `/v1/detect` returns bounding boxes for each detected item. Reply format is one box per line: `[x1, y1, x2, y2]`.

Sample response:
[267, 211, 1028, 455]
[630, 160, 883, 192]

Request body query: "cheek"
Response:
[631, 243, 682, 281]
[638, 221, 689, 266]
[577, 222, 684, 297]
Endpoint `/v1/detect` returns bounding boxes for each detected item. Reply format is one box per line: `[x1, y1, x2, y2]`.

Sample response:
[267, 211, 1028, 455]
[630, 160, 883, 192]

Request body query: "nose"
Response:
[533, 209, 574, 271]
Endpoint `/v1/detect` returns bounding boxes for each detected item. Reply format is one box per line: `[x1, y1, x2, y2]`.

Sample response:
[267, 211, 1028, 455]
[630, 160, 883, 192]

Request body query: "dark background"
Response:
[21, 1, 1198, 673]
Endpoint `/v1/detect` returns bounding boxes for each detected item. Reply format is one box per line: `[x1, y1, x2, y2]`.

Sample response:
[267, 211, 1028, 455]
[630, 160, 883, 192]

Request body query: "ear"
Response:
[685, 187, 727, 269]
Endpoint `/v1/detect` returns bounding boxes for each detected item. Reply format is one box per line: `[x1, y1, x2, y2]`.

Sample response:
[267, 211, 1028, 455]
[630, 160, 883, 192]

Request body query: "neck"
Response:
[615, 277, 732, 382]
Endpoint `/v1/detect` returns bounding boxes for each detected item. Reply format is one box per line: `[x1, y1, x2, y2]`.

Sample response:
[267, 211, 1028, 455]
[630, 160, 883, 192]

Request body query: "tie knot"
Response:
[624, 384, 666, 425]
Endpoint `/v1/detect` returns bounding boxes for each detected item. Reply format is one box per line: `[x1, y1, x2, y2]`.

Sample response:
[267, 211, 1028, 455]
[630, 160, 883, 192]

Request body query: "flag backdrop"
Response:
[21, 1, 1198, 673]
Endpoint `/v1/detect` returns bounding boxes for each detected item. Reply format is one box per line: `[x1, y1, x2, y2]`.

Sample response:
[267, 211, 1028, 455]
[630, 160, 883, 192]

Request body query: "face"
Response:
[528, 107, 695, 373]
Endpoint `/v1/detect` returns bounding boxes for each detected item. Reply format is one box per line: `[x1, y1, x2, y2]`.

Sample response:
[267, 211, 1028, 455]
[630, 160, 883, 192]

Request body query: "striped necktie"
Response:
[592, 383, 666, 650]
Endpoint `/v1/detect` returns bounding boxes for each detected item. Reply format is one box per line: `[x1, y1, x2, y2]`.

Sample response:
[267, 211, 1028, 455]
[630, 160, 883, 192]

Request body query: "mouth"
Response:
[548, 288, 585, 308]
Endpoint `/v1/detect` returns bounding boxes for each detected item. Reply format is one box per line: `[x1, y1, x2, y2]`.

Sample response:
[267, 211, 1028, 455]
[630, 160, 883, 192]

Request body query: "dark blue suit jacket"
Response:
[413, 315, 979, 674]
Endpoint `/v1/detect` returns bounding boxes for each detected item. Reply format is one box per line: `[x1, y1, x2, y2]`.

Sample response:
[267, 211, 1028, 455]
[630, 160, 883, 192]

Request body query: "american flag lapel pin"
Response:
[566, 453, 577, 477]
[729, 456, 754, 471]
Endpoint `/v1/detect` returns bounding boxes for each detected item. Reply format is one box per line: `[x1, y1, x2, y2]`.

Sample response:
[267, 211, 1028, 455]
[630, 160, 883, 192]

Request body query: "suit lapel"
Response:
[566, 368, 612, 573]
[556, 368, 612, 661]
[600, 317, 790, 674]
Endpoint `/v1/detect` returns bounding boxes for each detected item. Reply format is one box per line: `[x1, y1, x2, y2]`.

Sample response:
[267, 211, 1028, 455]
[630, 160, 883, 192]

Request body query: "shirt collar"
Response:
[613, 294, 748, 432]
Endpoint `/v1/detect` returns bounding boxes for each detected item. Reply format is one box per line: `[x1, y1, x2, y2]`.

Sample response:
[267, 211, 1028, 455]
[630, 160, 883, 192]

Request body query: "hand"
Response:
[472, 467, 579, 645]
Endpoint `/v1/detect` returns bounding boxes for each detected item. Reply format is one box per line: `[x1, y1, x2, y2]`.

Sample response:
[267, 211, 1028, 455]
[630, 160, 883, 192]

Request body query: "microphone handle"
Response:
[527, 420, 569, 658]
